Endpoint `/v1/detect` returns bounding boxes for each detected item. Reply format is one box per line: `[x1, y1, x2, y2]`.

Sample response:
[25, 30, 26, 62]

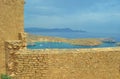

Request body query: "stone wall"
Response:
[0, 0, 24, 73]
[15, 53, 48, 79]
[47, 49, 120, 79]
[1, 0, 120, 79]
[5, 44, 49, 79]
[5, 33, 26, 77]
[5, 48, 120, 79]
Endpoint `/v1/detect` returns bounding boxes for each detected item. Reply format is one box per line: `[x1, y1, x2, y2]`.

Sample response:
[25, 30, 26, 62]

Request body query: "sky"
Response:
[24, 0, 120, 33]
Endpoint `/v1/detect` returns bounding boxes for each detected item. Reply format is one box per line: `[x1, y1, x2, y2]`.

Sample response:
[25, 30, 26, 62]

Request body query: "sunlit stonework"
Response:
[0, 0, 120, 79]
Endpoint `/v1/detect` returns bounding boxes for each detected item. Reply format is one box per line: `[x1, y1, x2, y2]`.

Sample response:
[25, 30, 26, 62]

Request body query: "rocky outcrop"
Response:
[116, 42, 120, 46]
[101, 38, 116, 43]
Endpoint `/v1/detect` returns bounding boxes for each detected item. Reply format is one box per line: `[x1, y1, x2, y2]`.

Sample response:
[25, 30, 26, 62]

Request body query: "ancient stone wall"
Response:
[5, 48, 120, 79]
[15, 53, 48, 79]
[5, 33, 26, 77]
[5, 47, 49, 79]
[0, 0, 24, 73]
[1, 1, 120, 79]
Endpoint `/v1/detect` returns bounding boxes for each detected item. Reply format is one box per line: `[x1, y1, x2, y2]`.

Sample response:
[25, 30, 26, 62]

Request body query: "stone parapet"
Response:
[4, 47, 120, 79]
[4, 32, 27, 77]
[5, 40, 23, 77]
[19, 32, 27, 49]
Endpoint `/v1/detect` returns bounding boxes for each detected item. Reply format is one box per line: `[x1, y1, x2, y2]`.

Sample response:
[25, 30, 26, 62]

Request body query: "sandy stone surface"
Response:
[0, 0, 24, 74]
[6, 47, 120, 79]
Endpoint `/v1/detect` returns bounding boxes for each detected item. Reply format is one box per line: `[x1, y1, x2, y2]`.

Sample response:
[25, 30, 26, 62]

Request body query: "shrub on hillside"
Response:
[1, 74, 11, 79]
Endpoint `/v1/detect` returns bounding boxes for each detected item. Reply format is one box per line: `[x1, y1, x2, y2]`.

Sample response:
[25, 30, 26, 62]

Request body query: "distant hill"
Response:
[25, 27, 86, 32]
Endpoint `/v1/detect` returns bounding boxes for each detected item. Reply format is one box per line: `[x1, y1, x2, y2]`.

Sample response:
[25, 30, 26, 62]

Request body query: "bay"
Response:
[27, 31, 120, 42]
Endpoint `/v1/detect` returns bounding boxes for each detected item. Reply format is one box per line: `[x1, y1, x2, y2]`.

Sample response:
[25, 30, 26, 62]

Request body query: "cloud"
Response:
[88, 0, 120, 13]
[25, 0, 120, 33]
[25, 12, 120, 27]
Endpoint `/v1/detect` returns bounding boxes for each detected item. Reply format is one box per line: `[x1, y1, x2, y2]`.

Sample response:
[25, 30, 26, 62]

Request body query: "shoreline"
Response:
[23, 47, 120, 54]
[27, 34, 117, 46]
[27, 34, 103, 46]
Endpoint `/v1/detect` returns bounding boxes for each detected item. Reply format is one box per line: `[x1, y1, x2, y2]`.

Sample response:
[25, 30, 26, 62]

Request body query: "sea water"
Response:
[26, 31, 120, 49]
[28, 31, 120, 42]
[27, 42, 117, 49]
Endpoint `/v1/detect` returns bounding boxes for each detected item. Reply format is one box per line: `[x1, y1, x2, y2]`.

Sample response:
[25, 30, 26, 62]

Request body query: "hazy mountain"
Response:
[25, 27, 86, 32]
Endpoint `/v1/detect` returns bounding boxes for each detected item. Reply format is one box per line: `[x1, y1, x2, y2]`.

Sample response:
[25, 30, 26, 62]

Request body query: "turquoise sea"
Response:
[26, 31, 120, 49]
[27, 42, 117, 49]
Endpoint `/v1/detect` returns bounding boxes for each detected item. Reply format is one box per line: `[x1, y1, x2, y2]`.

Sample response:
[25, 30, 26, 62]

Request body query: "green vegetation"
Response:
[1, 74, 11, 79]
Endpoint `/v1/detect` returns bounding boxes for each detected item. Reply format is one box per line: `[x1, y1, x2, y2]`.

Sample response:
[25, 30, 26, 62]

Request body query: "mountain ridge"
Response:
[25, 27, 86, 32]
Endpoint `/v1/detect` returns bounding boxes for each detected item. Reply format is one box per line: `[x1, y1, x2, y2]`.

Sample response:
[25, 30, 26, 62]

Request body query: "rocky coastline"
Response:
[27, 34, 105, 46]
